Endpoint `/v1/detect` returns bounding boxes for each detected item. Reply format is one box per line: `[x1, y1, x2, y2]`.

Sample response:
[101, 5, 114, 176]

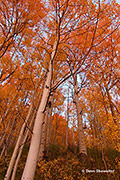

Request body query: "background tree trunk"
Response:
[4, 98, 34, 180]
[74, 74, 87, 162]
[11, 110, 36, 180]
[66, 88, 69, 150]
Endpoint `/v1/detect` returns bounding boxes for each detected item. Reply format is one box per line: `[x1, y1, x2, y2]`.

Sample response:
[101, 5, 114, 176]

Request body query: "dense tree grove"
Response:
[0, 0, 120, 179]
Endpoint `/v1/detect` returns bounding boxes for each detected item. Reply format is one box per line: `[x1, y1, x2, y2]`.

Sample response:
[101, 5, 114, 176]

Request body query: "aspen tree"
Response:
[11, 111, 36, 180]
[21, 39, 59, 179]
[73, 74, 87, 161]
[4, 93, 35, 180]
[66, 88, 69, 149]
[11, 89, 43, 180]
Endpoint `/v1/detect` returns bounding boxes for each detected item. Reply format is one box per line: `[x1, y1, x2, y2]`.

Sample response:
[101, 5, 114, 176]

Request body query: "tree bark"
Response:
[74, 74, 87, 162]
[39, 107, 49, 160]
[46, 96, 54, 156]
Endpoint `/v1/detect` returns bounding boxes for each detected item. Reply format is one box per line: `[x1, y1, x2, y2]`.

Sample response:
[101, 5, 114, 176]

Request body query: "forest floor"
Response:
[0, 145, 120, 180]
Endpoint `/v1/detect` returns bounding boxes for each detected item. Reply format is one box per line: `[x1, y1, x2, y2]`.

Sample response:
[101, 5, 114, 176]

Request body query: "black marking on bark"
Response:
[42, 108, 46, 113]
[49, 101, 51, 108]
[46, 85, 49, 89]
[76, 91, 79, 94]
[79, 110, 82, 114]
[25, 125, 33, 134]
[42, 94, 50, 113]
[75, 90, 79, 95]
[49, 92, 53, 96]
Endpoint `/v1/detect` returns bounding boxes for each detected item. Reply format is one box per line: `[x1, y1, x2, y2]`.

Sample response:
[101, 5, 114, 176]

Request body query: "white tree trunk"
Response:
[21, 40, 58, 180]
[74, 75, 87, 161]
[4, 101, 34, 180]
[11, 90, 42, 180]
[46, 96, 53, 155]
[39, 107, 49, 160]
[11, 110, 36, 180]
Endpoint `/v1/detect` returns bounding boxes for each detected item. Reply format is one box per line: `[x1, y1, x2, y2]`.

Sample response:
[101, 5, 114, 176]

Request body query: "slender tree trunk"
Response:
[74, 75, 87, 161]
[0, 116, 17, 159]
[66, 88, 69, 149]
[0, 108, 9, 124]
[106, 88, 116, 123]
[72, 127, 74, 146]
[4, 138, 8, 172]
[21, 40, 58, 180]
[11, 90, 43, 180]
[0, 146, 5, 159]
[11, 110, 36, 180]
[66, 119, 69, 149]
[4, 97, 34, 180]
[53, 119, 58, 145]
[0, 115, 13, 148]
